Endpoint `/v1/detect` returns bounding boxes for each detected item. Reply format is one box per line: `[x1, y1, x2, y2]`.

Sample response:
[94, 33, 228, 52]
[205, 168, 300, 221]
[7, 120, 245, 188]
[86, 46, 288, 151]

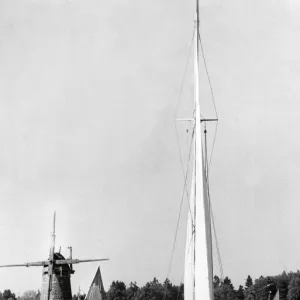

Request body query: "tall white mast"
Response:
[184, 163, 195, 300]
[184, 1, 214, 299]
[50, 211, 56, 258]
[194, 0, 213, 298]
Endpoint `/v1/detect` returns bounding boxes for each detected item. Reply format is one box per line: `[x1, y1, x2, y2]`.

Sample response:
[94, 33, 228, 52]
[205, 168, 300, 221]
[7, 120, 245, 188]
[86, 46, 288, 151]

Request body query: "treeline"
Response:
[214, 270, 300, 300]
[5, 270, 300, 300]
[71, 278, 183, 300]
[102, 278, 183, 300]
[0, 290, 40, 300]
[101, 271, 300, 300]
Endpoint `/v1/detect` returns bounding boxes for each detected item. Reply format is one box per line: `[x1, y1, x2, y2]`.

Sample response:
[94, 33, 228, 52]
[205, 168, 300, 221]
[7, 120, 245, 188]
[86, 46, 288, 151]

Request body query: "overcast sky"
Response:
[1, 0, 300, 296]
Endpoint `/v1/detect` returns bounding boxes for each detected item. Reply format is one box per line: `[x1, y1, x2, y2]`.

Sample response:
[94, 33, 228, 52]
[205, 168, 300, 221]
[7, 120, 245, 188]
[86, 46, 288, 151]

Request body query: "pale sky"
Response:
[0, 0, 300, 296]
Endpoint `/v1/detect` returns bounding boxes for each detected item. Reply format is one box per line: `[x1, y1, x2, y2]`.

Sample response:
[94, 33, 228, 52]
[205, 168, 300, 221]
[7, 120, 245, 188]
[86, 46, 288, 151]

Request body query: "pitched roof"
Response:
[85, 267, 106, 300]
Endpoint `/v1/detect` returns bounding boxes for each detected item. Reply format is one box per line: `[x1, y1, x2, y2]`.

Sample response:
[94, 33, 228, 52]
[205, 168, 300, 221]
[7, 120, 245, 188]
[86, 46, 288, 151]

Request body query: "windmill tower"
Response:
[0, 212, 108, 300]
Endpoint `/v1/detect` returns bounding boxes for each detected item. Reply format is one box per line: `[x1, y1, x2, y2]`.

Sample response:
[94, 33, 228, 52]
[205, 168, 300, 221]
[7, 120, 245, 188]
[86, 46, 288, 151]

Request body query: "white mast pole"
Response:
[194, 0, 213, 299]
[50, 211, 56, 258]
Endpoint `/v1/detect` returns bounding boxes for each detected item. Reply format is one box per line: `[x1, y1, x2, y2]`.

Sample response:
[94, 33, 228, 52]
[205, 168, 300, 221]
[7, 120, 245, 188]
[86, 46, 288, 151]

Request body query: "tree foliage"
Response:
[106, 281, 127, 300]
[105, 277, 183, 300]
[288, 273, 300, 300]
[5, 270, 300, 300]
[126, 282, 139, 300]
[0, 290, 16, 300]
[72, 294, 86, 300]
[246, 276, 254, 290]
[20, 290, 39, 300]
[235, 285, 245, 300]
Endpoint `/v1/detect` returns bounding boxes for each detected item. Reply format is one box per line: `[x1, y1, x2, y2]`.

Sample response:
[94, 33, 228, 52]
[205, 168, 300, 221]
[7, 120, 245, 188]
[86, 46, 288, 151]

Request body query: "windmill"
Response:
[0, 212, 108, 300]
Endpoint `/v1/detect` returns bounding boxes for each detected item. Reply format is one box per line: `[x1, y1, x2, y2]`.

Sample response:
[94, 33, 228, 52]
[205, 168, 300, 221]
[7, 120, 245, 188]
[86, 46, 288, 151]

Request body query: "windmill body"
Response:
[0, 212, 108, 300]
[41, 253, 73, 300]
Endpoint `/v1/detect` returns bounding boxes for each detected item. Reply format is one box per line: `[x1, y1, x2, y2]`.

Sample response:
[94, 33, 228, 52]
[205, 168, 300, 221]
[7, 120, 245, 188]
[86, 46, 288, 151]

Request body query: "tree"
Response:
[246, 276, 254, 290]
[162, 278, 172, 300]
[106, 281, 127, 300]
[235, 285, 245, 300]
[274, 271, 289, 300]
[3, 290, 16, 300]
[72, 294, 86, 300]
[214, 276, 221, 289]
[136, 278, 165, 300]
[250, 276, 276, 300]
[244, 284, 255, 300]
[126, 282, 139, 300]
[21, 291, 39, 300]
[214, 276, 236, 300]
[148, 277, 164, 300]
[175, 283, 184, 300]
[288, 275, 300, 300]
[137, 282, 151, 300]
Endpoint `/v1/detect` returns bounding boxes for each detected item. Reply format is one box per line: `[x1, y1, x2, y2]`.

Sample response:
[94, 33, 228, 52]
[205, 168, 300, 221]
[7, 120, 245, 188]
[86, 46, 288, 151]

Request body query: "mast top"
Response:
[196, 0, 200, 31]
[52, 211, 56, 235]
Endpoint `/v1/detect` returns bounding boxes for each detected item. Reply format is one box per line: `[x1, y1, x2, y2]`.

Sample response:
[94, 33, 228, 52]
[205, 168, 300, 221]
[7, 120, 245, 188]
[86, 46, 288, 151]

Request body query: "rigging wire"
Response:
[210, 198, 224, 280]
[166, 126, 195, 280]
[162, 127, 195, 300]
[164, 27, 196, 300]
[197, 6, 224, 280]
[197, 8, 219, 171]
[197, 30, 218, 119]
[174, 32, 194, 195]
[205, 125, 223, 280]
[205, 131, 224, 280]
[208, 121, 219, 170]
[173, 27, 196, 221]
[174, 125, 194, 220]
[174, 27, 195, 118]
